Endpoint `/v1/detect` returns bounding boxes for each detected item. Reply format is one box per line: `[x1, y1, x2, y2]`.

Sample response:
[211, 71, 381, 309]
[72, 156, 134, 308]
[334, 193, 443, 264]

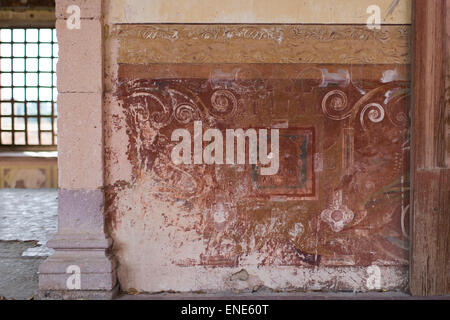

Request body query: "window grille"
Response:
[0, 28, 58, 150]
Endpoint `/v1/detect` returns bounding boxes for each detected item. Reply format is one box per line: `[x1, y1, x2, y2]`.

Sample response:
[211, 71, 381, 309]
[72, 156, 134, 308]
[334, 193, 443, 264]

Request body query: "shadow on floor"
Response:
[0, 240, 46, 299]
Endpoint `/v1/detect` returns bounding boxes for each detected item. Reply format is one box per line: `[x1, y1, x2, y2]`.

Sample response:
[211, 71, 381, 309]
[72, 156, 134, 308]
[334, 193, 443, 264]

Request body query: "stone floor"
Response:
[0, 189, 58, 299]
[118, 292, 450, 300]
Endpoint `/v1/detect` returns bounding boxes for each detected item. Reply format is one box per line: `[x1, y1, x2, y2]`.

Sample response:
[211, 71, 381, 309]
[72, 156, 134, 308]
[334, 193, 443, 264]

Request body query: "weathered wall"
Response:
[105, 0, 411, 24]
[103, 0, 412, 293]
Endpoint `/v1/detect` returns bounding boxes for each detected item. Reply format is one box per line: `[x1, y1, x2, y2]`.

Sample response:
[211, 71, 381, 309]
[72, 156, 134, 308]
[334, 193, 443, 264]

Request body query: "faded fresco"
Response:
[0, 158, 58, 188]
[104, 25, 411, 292]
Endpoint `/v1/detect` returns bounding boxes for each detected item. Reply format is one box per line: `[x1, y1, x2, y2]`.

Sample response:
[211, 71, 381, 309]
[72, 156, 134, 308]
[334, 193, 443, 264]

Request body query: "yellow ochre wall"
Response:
[105, 0, 411, 24]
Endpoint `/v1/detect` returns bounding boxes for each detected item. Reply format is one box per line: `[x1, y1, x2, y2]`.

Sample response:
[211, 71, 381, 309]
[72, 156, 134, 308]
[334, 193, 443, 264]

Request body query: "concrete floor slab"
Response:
[0, 189, 58, 256]
[0, 189, 58, 299]
[0, 241, 46, 299]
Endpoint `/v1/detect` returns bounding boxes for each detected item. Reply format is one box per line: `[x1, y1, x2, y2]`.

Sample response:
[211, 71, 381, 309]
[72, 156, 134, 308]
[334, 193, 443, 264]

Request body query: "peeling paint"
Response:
[103, 23, 411, 293]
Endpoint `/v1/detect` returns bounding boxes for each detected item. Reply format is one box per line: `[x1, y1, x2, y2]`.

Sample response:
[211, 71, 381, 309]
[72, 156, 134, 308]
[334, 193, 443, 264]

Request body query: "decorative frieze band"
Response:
[111, 24, 411, 65]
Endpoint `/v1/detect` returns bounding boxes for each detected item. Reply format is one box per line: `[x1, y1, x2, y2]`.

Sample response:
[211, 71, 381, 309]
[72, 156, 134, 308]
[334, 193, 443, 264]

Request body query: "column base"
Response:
[38, 233, 118, 300]
[37, 284, 119, 300]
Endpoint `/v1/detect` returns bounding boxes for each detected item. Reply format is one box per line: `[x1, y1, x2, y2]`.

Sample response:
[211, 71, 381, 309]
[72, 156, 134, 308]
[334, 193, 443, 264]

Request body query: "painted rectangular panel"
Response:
[0, 157, 58, 188]
[104, 24, 411, 292]
[249, 127, 315, 199]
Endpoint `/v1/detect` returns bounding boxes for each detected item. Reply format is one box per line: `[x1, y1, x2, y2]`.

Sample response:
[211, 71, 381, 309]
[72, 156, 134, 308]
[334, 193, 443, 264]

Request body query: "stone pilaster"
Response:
[38, 0, 117, 299]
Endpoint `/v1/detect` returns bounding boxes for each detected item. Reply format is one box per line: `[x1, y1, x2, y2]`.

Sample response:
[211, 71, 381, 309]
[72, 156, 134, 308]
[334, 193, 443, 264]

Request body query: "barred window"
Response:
[0, 28, 58, 150]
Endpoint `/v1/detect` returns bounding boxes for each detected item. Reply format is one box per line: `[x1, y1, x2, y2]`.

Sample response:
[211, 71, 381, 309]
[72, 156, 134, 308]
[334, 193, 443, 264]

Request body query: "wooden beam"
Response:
[0, 0, 55, 28]
[411, 0, 450, 296]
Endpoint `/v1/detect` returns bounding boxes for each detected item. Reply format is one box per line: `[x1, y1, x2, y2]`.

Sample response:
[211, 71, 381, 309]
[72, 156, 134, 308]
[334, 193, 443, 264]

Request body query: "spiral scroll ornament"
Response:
[360, 103, 385, 131]
[210, 90, 238, 119]
[142, 94, 171, 129]
[321, 90, 351, 120]
[174, 103, 201, 124]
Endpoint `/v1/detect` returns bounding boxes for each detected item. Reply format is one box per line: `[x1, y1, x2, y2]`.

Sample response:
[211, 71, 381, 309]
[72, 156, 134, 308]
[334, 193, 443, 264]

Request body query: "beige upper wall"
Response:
[105, 0, 411, 24]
